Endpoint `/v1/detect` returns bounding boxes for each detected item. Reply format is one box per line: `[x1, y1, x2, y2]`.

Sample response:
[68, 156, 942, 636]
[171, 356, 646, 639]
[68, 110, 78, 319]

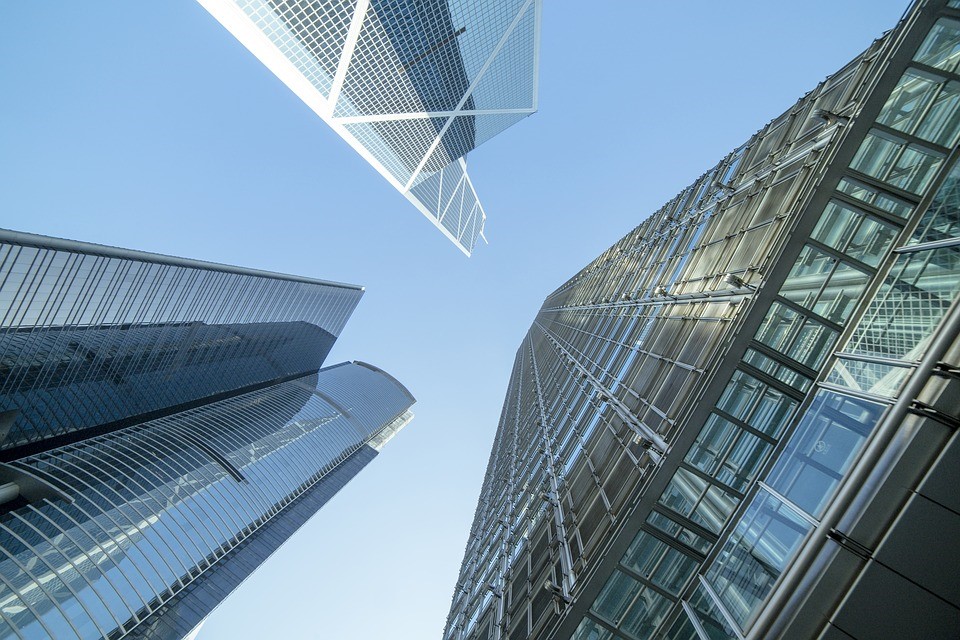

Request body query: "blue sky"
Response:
[0, 1, 908, 638]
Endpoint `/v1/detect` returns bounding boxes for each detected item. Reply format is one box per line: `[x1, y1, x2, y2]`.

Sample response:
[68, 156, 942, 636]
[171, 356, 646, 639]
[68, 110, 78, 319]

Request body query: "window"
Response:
[766, 391, 885, 517]
[706, 490, 812, 629]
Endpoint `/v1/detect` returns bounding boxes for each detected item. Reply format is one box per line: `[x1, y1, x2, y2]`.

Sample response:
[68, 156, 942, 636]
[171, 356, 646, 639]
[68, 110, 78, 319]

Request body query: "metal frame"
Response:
[197, 0, 541, 255]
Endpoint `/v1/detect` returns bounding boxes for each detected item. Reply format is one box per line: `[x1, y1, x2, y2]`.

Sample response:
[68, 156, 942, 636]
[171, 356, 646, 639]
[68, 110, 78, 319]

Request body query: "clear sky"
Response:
[0, 1, 909, 638]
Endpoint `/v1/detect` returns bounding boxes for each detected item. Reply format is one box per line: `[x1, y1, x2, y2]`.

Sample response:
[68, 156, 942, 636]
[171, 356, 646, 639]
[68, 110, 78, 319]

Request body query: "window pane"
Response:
[646, 511, 713, 555]
[813, 201, 899, 267]
[767, 391, 885, 517]
[573, 617, 614, 640]
[687, 584, 739, 640]
[591, 570, 641, 626]
[756, 302, 838, 369]
[620, 587, 672, 640]
[916, 79, 960, 147]
[706, 491, 812, 629]
[850, 132, 900, 179]
[825, 357, 911, 397]
[781, 246, 835, 312]
[686, 414, 739, 477]
[910, 162, 960, 245]
[914, 18, 960, 73]
[847, 247, 960, 361]
[887, 144, 943, 194]
[742, 348, 812, 392]
[692, 485, 738, 534]
[815, 260, 870, 324]
[835, 178, 913, 218]
[878, 69, 939, 135]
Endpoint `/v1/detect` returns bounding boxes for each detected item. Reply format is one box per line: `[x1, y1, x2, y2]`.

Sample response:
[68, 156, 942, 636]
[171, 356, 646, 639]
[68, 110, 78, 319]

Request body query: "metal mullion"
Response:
[32, 251, 74, 328]
[708, 407, 781, 448]
[769, 295, 845, 334]
[150, 266, 189, 326]
[93, 439, 196, 584]
[32, 459, 156, 613]
[615, 558, 681, 604]
[87, 441, 190, 588]
[678, 462, 746, 501]
[844, 166, 926, 204]
[166, 269, 202, 324]
[155, 420, 254, 539]
[42, 501, 146, 630]
[111, 261, 151, 327]
[131, 429, 233, 562]
[742, 344, 818, 393]
[115, 435, 212, 566]
[832, 350, 919, 367]
[895, 233, 960, 252]
[31, 257, 85, 392]
[0, 543, 65, 639]
[830, 184, 915, 226]
[904, 57, 960, 86]
[696, 575, 746, 640]
[50, 451, 175, 602]
[755, 482, 821, 527]
[1, 248, 44, 328]
[60, 254, 108, 327]
[91, 258, 132, 327]
[817, 381, 900, 405]
[871, 121, 953, 156]
[7, 512, 114, 639]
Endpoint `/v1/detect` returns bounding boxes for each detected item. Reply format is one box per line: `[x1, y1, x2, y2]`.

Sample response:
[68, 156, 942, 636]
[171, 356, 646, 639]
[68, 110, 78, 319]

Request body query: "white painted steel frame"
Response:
[197, 0, 540, 256]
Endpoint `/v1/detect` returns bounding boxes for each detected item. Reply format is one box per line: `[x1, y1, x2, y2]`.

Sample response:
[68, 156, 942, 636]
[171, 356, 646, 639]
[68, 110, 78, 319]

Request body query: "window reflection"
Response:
[767, 391, 884, 518]
[706, 490, 812, 629]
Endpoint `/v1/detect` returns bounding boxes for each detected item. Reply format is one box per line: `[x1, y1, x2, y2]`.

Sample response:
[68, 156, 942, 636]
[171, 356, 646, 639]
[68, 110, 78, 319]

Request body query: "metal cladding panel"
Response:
[0, 231, 362, 451]
[199, 0, 541, 254]
[0, 363, 413, 639]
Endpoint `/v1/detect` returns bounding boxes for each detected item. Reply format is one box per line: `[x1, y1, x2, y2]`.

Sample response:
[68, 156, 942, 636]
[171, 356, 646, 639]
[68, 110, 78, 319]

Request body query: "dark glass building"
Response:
[443, 2, 960, 639]
[0, 230, 415, 639]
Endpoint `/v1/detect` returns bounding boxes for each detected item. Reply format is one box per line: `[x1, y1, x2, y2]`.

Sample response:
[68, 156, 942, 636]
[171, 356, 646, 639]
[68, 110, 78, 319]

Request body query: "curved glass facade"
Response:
[0, 230, 416, 639]
[0, 363, 414, 639]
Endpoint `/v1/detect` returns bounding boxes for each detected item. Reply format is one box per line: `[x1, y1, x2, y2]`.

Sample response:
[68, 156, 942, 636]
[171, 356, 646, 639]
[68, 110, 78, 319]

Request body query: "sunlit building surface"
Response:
[443, 2, 960, 638]
[0, 230, 415, 639]
[198, 0, 541, 255]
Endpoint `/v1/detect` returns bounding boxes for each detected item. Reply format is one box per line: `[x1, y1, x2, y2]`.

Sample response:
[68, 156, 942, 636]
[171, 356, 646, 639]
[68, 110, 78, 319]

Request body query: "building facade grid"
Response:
[444, 2, 960, 638]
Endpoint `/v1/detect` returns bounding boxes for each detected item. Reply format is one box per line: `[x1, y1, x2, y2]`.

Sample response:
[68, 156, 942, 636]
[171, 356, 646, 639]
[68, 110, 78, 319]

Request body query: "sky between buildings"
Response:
[0, 1, 909, 638]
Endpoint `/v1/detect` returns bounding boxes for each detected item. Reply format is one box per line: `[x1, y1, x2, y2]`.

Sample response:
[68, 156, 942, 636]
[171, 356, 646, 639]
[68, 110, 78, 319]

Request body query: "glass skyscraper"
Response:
[197, 0, 541, 255]
[443, 1, 960, 638]
[0, 229, 415, 639]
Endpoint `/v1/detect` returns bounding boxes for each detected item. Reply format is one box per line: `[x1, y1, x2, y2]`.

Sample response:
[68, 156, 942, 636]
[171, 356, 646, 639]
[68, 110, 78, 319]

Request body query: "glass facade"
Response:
[0, 231, 416, 639]
[0, 231, 361, 452]
[444, 2, 960, 638]
[199, 0, 542, 255]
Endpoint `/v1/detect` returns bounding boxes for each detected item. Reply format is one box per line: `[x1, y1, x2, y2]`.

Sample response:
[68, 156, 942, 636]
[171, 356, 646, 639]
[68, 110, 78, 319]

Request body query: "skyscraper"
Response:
[197, 0, 541, 255]
[443, 2, 960, 638]
[0, 229, 415, 639]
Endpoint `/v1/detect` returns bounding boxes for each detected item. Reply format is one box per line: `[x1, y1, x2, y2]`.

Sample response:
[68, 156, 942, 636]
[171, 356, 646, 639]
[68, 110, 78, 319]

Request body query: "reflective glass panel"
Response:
[835, 178, 912, 219]
[573, 617, 614, 640]
[706, 490, 812, 629]
[914, 18, 960, 73]
[825, 357, 912, 397]
[910, 161, 960, 245]
[812, 201, 899, 267]
[767, 390, 885, 517]
[847, 247, 960, 360]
